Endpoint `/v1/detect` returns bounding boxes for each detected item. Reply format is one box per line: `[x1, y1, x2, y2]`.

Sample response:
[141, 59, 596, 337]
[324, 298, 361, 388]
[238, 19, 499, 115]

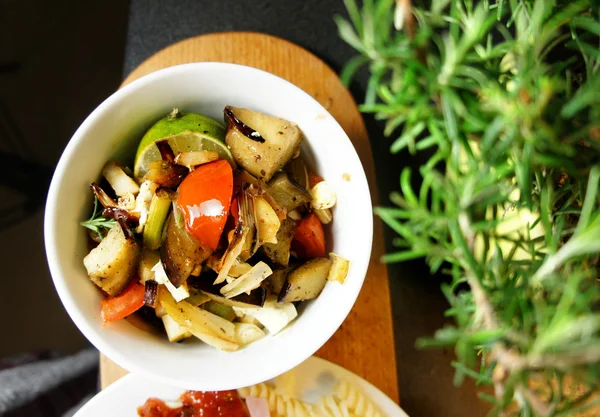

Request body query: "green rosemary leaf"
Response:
[571, 16, 600, 36]
[334, 15, 365, 52]
[365, 62, 386, 105]
[566, 40, 600, 61]
[390, 121, 425, 153]
[80, 217, 117, 234]
[339, 55, 370, 86]
[342, 0, 364, 36]
[399, 167, 419, 206]
[478, 392, 498, 404]
[380, 249, 429, 263]
[80, 196, 116, 237]
[574, 165, 600, 236]
[452, 361, 494, 384]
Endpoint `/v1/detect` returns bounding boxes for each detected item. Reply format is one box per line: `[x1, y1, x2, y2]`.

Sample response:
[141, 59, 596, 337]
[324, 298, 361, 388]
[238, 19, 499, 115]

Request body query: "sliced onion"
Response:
[327, 253, 350, 284]
[238, 190, 256, 261]
[220, 261, 273, 299]
[188, 276, 266, 307]
[234, 323, 266, 346]
[215, 225, 249, 284]
[229, 262, 253, 277]
[158, 287, 238, 350]
[253, 197, 280, 252]
[260, 190, 287, 221]
[233, 297, 297, 335]
[206, 255, 221, 272]
[235, 170, 287, 220]
[215, 189, 255, 284]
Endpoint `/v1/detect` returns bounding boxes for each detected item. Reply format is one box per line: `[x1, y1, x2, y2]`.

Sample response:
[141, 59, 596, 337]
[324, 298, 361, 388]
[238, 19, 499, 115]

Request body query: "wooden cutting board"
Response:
[101, 32, 399, 403]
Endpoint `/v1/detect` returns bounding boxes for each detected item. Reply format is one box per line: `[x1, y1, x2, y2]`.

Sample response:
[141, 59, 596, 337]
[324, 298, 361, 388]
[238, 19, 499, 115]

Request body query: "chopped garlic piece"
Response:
[310, 181, 337, 210]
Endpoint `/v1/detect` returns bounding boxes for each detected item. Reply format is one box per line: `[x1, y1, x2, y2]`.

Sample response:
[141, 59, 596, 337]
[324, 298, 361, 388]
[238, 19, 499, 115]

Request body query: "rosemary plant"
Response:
[336, 0, 600, 415]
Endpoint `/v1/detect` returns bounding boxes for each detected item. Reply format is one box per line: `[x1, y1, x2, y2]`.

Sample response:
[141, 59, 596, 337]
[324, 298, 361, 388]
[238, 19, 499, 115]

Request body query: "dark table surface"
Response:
[123, 1, 490, 416]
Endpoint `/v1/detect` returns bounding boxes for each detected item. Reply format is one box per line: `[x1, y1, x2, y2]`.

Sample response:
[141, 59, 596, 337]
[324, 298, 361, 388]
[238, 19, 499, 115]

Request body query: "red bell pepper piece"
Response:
[293, 212, 326, 258]
[177, 160, 233, 251]
[100, 280, 145, 325]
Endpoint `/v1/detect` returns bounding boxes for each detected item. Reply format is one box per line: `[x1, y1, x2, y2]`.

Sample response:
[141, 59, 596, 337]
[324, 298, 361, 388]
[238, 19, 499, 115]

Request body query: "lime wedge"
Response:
[133, 112, 233, 180]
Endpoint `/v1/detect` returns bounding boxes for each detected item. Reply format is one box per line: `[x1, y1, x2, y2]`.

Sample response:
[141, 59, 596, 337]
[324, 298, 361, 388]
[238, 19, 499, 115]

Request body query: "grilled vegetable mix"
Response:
[80, 106, 350, 351]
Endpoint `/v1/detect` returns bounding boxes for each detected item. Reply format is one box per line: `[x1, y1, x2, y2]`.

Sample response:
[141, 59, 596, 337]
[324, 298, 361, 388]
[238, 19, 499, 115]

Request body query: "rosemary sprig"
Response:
[80, 196, 116, 236]
[337, 0, 600, 415]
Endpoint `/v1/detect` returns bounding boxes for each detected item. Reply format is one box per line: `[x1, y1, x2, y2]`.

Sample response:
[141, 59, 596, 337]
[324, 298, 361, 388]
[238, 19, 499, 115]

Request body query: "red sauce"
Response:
[138, 390, 249, 417]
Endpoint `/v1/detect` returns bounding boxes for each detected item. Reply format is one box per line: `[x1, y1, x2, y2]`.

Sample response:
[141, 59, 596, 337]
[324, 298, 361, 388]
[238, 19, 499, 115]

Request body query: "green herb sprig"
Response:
[337, 0, 600, 415]
[80, 197, 116, 236]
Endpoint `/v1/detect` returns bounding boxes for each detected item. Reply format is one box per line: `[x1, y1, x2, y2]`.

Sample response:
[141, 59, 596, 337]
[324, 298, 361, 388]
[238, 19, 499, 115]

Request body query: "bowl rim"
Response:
[44, 62, 374, 390]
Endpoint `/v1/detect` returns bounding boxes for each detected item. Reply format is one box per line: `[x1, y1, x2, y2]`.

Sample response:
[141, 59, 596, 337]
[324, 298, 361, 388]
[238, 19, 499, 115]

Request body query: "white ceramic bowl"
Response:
[44, 63, 373, 391]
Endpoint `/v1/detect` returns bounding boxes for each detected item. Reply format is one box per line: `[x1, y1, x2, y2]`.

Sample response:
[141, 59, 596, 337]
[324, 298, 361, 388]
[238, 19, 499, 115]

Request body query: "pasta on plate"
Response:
[238, 380, 383, 417]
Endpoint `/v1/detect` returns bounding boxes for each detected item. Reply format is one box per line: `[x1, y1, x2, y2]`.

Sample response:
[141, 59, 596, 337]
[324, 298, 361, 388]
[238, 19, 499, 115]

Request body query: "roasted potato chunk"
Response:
[83, 223, 140, 296]
[224, 106, 303, 182]
[278, 257, 332, 302]
[265, 266, 295, 295]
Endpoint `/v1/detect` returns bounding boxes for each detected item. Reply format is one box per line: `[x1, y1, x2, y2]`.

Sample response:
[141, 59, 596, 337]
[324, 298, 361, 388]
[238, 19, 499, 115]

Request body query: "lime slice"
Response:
[133, 112, 233, 180]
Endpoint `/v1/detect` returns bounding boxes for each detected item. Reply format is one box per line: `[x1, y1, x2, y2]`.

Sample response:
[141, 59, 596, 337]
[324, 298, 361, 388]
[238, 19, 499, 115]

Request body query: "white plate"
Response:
[74, 356, 409, 417]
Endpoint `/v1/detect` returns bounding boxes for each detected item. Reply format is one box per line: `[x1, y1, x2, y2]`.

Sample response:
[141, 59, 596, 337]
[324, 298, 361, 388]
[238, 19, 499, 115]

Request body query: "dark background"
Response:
[0, 0, 488, 415]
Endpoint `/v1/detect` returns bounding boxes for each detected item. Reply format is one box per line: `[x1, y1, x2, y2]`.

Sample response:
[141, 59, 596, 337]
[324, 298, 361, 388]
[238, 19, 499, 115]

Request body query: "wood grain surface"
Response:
[102, 32, 399, 403]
